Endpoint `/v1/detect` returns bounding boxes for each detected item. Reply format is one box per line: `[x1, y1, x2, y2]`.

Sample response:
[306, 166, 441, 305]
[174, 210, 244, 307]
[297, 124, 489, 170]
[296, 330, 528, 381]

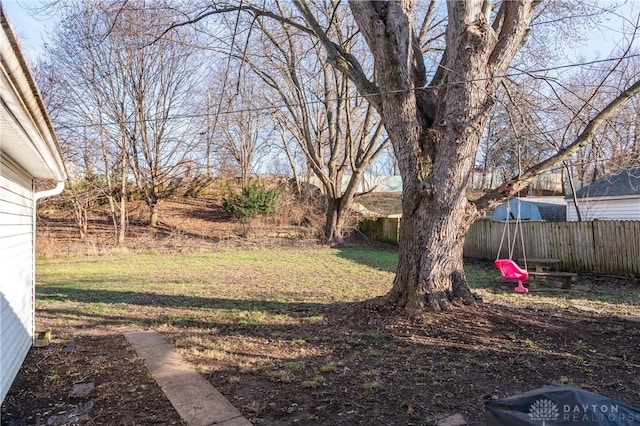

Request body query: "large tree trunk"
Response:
[386, 117, 486, 310]
[149, 202, 159, 227]
[321, 166, 367, 243]
[345, 0, 535, 310]
[390, 185, 479, 311]
[324, 198, 341, 243]
[323, 197, 353, 244]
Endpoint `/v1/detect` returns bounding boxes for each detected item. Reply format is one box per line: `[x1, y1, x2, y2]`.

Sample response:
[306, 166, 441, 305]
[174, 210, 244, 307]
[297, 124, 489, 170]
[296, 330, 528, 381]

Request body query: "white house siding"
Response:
[567, 196, 640, 221]
[0, 157, 34, 403]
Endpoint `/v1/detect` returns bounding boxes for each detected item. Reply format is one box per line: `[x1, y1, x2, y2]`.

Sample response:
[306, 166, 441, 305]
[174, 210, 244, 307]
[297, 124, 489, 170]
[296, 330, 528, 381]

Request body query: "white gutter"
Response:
[31, 179, 65, 349]
[34, 180, 65, 201]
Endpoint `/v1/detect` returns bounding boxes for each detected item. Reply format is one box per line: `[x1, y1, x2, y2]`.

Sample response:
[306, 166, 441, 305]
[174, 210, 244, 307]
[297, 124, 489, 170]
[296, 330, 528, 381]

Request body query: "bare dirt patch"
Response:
[36, 196, 318, 254]
[164, 298, 640, 425]
[1, 335, 183, 425]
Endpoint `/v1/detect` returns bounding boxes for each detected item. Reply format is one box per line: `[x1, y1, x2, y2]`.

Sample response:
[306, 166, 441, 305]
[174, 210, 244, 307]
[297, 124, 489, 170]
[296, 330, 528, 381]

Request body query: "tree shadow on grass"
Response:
[37, 286, 328, 316]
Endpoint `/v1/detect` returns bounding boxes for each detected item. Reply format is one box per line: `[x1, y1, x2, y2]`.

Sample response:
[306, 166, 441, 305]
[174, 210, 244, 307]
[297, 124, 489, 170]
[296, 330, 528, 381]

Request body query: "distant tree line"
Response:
[34, 0, 640, 263]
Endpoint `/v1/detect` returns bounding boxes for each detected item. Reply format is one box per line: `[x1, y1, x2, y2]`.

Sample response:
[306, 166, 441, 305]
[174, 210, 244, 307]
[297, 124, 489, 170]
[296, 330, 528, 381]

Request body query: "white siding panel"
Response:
[0, 213, 31, 225]
[0, 240, 31, 265]
[0, 198, 31, 216]
[0, 309, 30, 399]
[567, 197, 640, 221]
[0, 178, 32, 203]
[0, 233, 33, 251]
[2, 256, 33, 306]
[0, 160, 34, 403]
[0, 163, 31, 189]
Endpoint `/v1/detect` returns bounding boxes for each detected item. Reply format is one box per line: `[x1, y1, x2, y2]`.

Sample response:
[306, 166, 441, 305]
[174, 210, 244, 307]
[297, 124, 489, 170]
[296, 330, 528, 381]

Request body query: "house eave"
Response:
[0, 3, 66, 182]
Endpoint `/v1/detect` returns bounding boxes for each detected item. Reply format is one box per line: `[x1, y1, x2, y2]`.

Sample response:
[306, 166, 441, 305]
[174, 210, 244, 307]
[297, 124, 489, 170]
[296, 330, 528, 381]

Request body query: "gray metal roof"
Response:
[573, 166, 640, 199]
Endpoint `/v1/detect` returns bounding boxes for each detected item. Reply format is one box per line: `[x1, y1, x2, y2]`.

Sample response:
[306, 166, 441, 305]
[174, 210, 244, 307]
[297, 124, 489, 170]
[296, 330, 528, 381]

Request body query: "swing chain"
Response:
[496, 199, 527, 269]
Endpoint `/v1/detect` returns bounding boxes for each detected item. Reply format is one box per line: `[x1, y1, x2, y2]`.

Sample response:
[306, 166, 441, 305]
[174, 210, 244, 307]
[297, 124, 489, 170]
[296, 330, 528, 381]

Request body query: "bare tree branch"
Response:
[153, 2, 315, 41]
[292, 0, 381, 110]
[474, 77, 640, 211]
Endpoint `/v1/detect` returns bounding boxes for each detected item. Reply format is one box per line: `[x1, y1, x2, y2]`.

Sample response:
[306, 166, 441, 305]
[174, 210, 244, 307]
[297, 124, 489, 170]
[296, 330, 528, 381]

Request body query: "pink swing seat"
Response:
[495, 259, 529, 293]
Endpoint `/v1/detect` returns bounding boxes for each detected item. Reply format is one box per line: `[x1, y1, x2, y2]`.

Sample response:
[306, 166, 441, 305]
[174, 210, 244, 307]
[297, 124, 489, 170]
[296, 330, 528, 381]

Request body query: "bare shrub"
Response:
[271, 181, 325, 235]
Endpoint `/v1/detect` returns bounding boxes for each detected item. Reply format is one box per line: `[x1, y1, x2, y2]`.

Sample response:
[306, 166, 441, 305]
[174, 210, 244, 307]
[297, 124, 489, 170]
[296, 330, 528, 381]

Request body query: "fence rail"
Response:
[361, 217, 640, 276]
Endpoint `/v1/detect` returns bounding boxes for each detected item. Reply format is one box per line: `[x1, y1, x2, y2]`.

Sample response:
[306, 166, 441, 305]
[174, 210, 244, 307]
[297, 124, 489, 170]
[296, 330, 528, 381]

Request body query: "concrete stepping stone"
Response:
[68, 382, 95, 398]
[436, 413, 467, 425]
[46, 401, 94, 426]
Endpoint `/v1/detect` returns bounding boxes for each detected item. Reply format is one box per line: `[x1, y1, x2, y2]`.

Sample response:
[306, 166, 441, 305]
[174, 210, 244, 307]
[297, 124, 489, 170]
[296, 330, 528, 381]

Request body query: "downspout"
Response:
[31, 179, 65, 344]
[34, 179, 65, 201]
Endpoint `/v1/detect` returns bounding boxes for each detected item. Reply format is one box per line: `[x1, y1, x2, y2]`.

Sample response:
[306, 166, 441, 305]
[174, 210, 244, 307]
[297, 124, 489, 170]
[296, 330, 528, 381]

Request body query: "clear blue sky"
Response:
[2, 0, 50, 61]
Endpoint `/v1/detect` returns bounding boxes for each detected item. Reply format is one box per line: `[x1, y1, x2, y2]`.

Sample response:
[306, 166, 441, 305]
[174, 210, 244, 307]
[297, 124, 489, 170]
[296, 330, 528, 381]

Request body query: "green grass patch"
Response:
[360, 380, 382, 392]
[35, 248, 396, 332]
[283, 361, 306, 373]
[37, 248, 395, 303]
[36, 248, 640, 335]
[301, 375, 326, 389]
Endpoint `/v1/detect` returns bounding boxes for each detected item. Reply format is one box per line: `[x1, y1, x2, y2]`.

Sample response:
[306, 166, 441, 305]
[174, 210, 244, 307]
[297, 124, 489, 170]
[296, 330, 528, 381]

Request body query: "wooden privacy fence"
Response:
[359, 214, 402, 245]
[361, 217, 640, 276]
[465, 219, 640, 276]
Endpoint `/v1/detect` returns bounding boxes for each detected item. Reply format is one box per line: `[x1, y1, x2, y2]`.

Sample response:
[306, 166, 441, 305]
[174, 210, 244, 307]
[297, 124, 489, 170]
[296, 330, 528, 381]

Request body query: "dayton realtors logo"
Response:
[529, 399, 559, 425]
[529, 398, 640, 424]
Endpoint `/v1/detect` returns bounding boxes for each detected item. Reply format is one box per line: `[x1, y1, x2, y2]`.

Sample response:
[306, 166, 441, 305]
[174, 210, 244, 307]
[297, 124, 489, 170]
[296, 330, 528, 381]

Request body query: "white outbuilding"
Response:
[566, 167, 640, 221]
[1, 5, 66, 403]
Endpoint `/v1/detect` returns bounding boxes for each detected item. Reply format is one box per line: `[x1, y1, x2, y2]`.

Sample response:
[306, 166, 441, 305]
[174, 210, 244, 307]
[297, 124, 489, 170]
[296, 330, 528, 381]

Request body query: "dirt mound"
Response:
[36, 196, 319, 254]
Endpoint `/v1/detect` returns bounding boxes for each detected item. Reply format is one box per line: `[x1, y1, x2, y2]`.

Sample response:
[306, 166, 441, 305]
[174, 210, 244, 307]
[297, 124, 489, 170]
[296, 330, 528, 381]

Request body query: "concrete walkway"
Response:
[124, 331, 252, 426]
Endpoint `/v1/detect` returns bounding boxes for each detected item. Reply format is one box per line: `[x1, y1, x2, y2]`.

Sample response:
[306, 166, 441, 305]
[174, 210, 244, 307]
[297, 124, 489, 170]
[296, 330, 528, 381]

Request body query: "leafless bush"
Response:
[270, 181, 325, 234]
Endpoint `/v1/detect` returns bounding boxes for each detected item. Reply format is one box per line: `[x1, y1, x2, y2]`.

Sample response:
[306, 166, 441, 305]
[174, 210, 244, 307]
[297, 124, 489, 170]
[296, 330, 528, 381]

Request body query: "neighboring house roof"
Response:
[572, 166, 640, 199]
[493, 199, 543, 221]
[0, 4, 66, 181]
[492, 197, 567, 222]
[533, 203, 567, 222]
